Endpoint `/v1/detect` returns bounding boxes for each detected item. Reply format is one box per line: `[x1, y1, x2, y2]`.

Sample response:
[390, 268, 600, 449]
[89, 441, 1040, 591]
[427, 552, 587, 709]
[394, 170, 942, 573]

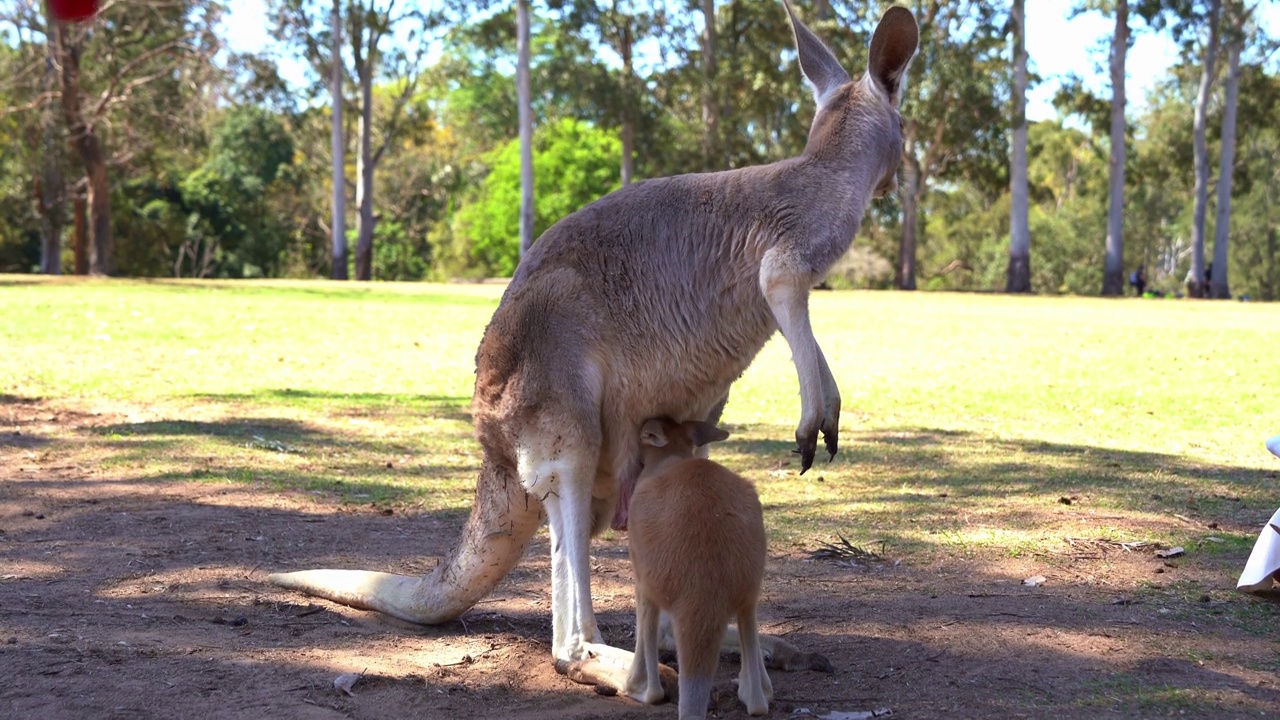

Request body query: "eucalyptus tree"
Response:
[1, 0, 220, 276]
[699, 0, 719, 170]
[1103, 0, 1130, 295]
[1188, 0, 1222, 297]
[517, 0, 533, 257]
[1209, 0, 1252, 299]
[329, 0, 347, 279]
[274, 0, 461, 280]
[1007, 0, 1031, 292]
[895, 0, 1009, 290]
[590, 0, 662, 185]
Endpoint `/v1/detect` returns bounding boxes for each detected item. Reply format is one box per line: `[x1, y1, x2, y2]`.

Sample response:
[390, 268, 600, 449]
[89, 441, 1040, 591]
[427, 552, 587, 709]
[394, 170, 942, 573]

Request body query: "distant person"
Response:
[1129, 266, 1146, 296]
[1185, 263, 1213, 296]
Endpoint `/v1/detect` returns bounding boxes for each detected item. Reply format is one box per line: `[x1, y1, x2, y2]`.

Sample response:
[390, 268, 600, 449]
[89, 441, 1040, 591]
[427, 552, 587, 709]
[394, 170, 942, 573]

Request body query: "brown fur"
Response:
[268, 1, 918, 697]
[626, 418, 771, 718]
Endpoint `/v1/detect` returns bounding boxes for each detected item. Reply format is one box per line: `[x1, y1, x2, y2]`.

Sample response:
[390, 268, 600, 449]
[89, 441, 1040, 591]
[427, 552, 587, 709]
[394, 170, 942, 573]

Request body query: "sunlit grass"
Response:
[3, 275, 1278, 566]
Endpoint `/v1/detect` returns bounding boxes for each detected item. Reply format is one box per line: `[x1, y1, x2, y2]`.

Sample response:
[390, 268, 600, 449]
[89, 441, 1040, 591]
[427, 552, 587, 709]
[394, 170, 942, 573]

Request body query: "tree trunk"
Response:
[620, 16, 634, 186]
[73, 196, 88, 275]
[354, 58, 375, 281]
[700, 0, 718, 171]
[1101, 0, 1127, 296]
[1210, 17, 1241, 300]
[39, 28, 62, 276]
[1006, 0, 1031, 293]
[897, 152, 920, 291]
[54, 22, 113, 276]
[517, 0, 534, 258]
[1189, 0, 1222, 299]
[330, 0, 348, 280]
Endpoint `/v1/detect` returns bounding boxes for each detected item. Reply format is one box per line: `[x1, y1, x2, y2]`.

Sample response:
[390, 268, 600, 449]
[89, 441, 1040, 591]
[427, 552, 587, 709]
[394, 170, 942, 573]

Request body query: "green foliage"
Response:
[0, 0, 1275, 298]
[182, 105, 296, 277]
[448, 118, 621, 277]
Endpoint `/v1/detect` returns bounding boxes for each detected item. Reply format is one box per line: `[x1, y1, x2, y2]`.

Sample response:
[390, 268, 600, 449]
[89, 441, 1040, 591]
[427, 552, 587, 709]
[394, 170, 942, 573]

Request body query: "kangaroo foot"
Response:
[556, 643, 679, 703]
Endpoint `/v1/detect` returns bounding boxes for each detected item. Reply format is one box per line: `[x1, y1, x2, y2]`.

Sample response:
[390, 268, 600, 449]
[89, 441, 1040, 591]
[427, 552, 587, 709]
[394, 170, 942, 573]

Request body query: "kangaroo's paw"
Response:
[555, 643, 679, 702]
[821, 408, 840, 461]
[759, 633, 835, 673]
[766, 648, 834, 673]
[794, 426, 818, 473]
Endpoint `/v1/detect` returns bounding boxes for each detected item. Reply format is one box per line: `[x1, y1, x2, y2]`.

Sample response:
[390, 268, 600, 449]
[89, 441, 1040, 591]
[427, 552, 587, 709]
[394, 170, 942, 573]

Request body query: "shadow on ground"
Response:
[1, 398, 1278, 718]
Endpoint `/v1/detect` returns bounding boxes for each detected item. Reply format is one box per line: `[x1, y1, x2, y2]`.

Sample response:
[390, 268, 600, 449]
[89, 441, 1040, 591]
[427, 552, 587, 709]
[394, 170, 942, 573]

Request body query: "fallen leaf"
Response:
[1023, 575, 1047, 587]
[1155, 547, 1185, 558]
[334, 673, 361, 696]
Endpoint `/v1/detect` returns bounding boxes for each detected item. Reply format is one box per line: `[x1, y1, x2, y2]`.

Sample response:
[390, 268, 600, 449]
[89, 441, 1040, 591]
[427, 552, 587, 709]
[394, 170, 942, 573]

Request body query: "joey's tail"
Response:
[268, 459, 543, 624]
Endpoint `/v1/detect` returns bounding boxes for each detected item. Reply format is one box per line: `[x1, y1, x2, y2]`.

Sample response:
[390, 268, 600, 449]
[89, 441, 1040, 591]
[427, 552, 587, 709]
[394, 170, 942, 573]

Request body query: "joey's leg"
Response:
[760, 249, 838, 472]
[735, 608, 771, 715]
[624, 594, 666, 704]
[703, 619, 834, 673]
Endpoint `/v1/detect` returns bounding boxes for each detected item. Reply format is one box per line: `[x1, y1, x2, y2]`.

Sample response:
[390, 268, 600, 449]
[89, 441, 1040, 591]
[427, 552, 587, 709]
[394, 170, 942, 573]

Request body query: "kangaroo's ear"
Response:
[784, 0, 850, 109]
[640, 419, 669, 448]
[685, 421, 731, 448]
[867, 6, 918, 105]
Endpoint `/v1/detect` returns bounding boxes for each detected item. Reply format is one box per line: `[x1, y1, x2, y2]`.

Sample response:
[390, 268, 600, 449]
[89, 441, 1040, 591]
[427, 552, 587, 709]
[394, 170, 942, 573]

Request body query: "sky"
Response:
[222, 0, 1279, 123]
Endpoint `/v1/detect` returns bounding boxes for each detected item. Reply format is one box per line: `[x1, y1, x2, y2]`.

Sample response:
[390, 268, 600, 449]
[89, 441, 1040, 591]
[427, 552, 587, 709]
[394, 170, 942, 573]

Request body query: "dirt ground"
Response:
[2, 400, 1278, 720]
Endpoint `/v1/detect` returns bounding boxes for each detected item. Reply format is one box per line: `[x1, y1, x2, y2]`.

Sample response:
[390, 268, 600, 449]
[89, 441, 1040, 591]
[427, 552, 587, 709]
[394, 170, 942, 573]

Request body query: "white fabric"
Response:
[1236, 436, 1280, 593]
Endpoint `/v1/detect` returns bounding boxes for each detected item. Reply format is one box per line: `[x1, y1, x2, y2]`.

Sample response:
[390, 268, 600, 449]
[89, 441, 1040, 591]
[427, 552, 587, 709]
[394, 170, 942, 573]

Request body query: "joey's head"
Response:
[637, 418, 731, 482]
[785, 2, 919, 198]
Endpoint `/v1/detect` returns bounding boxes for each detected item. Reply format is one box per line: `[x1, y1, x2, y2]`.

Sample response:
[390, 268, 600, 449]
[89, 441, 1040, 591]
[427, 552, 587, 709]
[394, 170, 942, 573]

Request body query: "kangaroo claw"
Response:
[821, 413, 839, 461]
[794, 438, 817, 473]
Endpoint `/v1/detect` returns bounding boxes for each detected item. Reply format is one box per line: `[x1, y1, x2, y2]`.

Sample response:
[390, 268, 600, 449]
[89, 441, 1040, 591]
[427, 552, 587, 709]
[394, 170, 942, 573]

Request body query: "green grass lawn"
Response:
[2, 275, 1278, 559]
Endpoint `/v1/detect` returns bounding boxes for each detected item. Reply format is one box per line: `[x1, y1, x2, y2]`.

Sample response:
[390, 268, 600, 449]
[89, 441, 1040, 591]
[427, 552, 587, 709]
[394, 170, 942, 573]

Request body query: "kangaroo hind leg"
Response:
[516, 414, 602, 662]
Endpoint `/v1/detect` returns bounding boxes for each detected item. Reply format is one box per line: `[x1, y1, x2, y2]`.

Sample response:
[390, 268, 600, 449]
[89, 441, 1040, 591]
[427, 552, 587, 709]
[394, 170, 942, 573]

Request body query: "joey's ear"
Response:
[640, 419, 669, 448]
[685, 421, 731, 448]
[867, 6, 918, 105]
[783, 0, 850, 108]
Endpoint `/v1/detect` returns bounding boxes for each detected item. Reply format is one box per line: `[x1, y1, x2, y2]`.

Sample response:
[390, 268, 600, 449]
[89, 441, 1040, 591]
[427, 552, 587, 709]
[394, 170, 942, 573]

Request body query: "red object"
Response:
[48, 0, 99, 22]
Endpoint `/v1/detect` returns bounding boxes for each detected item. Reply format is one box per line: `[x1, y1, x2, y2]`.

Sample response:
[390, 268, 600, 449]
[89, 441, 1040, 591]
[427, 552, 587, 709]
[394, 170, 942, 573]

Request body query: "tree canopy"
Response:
[0, 0, 1276, 299]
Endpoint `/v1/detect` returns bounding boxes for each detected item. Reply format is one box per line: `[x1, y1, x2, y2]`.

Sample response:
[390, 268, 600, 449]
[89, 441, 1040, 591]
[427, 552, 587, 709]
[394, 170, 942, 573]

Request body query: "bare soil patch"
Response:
[2, 399, 1277, 719]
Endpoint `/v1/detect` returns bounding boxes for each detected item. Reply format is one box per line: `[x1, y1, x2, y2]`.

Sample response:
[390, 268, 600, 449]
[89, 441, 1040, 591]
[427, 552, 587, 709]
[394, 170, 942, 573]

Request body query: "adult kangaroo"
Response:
[270, 0, 918, 691]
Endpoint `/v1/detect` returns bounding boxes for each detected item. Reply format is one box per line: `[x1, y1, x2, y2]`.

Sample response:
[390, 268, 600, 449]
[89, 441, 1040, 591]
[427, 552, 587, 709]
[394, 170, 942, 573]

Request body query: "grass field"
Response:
[3, 276, 1277, 550]
[2, 275, 1279, 717]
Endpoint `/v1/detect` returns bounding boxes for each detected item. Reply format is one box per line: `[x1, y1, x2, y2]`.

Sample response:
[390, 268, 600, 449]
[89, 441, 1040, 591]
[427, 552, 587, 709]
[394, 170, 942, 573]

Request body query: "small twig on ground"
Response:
[1063, 537, 1151, 555]
[809, 535, 887, 567]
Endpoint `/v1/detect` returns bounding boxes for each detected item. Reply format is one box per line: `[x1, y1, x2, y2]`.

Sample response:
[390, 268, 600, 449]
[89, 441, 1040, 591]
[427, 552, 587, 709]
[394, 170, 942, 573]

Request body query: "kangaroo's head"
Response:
[786, 3, 919, 197]
[637, 418, 731, 481]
